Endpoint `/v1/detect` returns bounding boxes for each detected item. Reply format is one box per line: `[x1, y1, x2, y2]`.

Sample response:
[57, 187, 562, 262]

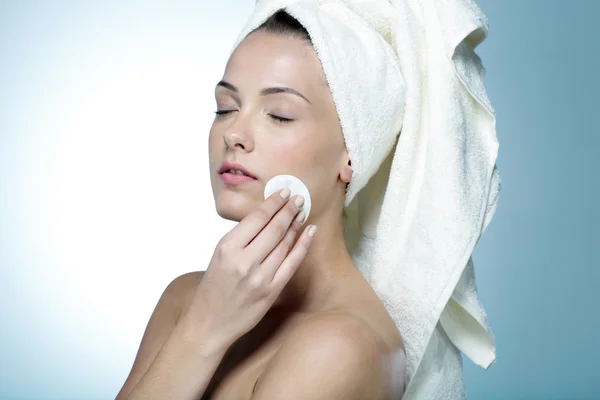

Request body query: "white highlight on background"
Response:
[0, 2, 253, 397]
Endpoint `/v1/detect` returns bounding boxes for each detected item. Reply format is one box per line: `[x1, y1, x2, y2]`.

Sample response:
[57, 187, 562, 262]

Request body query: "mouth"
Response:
[218, 161, 257, 178]
[218, 160, 258, 185]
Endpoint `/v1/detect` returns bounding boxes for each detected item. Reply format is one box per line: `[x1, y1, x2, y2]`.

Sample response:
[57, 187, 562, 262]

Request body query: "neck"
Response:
[271, 209, 356, 314]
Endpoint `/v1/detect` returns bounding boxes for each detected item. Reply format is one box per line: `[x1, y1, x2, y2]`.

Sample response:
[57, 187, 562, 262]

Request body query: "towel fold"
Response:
[231, 0, 501, 398]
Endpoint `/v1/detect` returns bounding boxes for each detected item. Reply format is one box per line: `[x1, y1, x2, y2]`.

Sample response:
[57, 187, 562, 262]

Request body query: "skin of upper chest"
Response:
[201, 312, 308, 400]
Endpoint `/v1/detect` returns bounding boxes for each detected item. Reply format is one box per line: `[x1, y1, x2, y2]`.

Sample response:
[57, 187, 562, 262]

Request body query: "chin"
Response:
[214, 192, 256, 222]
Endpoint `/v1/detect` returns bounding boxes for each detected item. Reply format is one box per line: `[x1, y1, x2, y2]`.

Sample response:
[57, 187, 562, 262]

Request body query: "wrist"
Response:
[175, 309, 233, 357]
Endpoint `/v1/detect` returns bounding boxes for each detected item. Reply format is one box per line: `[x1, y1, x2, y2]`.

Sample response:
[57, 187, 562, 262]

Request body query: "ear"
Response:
[340, 157, 353, 184]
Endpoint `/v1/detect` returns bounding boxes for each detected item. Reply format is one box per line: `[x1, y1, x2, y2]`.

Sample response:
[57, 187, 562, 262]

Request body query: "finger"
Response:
[257, 211, 304, 276]
[270, 224, 316, 291]
[225, 188, 291, 248]
[244, 195, 304, 263]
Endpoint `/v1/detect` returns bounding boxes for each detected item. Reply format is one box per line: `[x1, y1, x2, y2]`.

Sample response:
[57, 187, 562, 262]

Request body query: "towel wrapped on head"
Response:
[230, 0, 501, 398]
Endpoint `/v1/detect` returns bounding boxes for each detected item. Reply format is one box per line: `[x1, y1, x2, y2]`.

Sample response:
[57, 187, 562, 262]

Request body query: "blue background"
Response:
[1, 0, 598, 399]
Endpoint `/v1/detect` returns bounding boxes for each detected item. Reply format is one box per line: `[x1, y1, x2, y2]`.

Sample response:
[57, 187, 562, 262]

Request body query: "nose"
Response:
[223, 129, 254, 153]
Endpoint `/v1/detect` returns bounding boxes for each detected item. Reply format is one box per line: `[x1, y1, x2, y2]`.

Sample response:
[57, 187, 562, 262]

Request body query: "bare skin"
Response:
[116, 29, 405, 400]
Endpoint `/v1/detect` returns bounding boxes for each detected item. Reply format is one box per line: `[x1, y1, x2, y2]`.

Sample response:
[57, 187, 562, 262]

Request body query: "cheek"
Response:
[260, 134, 305, 169]
[208, 124, 223, 164]
[274, 126, 341, 175]
[309, 129, 343, 172]
[268, 131, 341, 195]
[208, 124, 219, 150]
[266, 139, 322, 173]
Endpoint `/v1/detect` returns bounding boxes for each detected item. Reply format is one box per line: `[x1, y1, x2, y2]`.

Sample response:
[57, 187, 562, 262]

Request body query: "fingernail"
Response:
[296, 211, 306, 224]
[280, 188, 291, 199]
[294, 195, 305, 207]
[308, 225, 317, 237]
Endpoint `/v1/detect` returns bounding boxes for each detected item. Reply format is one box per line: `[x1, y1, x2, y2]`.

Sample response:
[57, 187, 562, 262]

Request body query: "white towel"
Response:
[230, 0, 501, 398]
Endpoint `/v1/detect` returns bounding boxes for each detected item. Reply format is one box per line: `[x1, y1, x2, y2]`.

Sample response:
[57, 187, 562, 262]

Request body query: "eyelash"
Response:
[214, 110, 294, 124]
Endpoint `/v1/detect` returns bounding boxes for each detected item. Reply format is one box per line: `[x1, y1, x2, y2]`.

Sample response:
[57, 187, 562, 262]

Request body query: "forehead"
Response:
[223, 30, 328, 95]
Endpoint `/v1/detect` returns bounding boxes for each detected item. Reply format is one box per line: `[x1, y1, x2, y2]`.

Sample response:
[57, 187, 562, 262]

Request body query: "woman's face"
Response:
[209, 30, 350, 222]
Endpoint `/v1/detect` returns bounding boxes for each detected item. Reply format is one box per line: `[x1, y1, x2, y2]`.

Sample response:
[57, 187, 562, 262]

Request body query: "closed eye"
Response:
[215, 110, 235, 116]
[215, 110, 294, 124]
[269, 114, 294, 124]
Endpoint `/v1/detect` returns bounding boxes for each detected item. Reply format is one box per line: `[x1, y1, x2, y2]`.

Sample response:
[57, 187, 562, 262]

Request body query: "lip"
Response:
[218, 160, 258, 184]
[220, 172, 258, 185]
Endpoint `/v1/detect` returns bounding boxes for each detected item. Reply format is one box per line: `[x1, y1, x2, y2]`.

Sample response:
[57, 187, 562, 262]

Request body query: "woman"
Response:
[116, 10, 406, 400]
[116, 0, 501, 395]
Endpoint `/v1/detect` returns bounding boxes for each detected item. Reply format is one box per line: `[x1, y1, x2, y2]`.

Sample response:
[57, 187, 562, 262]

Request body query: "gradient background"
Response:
[1, 0, 598, 399]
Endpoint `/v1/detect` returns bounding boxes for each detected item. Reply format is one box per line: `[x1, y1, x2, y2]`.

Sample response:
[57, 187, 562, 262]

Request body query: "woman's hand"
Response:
[184, 188, 316, 346]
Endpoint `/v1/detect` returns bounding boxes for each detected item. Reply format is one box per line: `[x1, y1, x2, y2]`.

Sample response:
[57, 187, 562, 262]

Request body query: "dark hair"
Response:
[252, 10, 312, 43]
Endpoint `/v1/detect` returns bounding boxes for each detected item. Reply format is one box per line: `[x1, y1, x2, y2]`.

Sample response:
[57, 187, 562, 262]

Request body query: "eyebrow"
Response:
[216, 80, 311, 104]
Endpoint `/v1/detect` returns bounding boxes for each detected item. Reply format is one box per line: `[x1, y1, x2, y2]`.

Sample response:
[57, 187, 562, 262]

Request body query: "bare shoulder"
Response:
[115, 271, 205, 399]
[252, 311, 398, 400]
[167, 270, 205, 316]
[151, 270, 205, 323]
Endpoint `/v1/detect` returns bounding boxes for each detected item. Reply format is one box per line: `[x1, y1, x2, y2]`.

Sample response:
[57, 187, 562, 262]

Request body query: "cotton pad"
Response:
[264, 175, 311, 221]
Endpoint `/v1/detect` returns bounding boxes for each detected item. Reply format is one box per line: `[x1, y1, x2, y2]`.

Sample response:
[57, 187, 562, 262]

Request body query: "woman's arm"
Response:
[115, 271, 231, 400]
[122, 313, 230, 399]
[116, 191, 312, 399]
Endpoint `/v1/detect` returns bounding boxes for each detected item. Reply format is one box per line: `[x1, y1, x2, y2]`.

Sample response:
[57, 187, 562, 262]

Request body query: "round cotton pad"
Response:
[264, 175, 312, 221]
